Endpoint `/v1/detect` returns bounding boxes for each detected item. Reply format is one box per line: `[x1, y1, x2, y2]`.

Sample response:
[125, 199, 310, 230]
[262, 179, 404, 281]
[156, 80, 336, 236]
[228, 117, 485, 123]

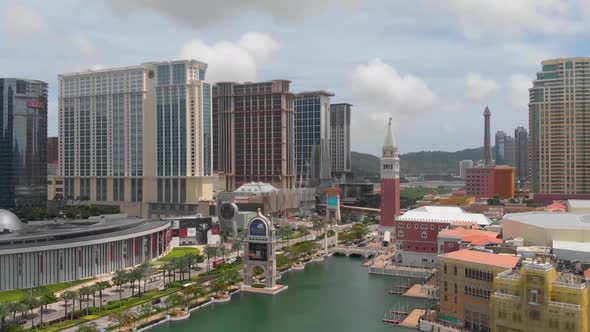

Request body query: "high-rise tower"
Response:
[379, 118, 400, 233]
[530, 58, 590, 195]
[483, 106, 492, 166]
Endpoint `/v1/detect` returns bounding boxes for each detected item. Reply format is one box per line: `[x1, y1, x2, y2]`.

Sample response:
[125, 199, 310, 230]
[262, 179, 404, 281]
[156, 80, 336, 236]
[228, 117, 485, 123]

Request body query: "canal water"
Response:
[154, 256, 430, 332]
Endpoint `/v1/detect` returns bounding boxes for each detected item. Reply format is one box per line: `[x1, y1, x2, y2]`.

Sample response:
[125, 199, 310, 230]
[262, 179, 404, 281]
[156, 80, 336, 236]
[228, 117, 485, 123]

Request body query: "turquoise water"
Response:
[153, 256, 429, 332]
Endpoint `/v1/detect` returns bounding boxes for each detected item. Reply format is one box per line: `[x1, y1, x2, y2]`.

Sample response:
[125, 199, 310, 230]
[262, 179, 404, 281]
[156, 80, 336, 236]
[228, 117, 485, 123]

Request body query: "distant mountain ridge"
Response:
[351, 147, 483, 181]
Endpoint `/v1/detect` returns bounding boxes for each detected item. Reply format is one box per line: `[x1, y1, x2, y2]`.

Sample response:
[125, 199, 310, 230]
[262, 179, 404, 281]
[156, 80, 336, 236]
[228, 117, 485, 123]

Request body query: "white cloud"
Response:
[465, 72, 499, 101]
[422, 0, 585, 40]
[503, 43, 549, 66]
[349, 58, 464, 153]
[0, 4, 48, 37]
[178, 33, 281, 83]
[105, 0, 359, 28]
[509, 74, 532, 112]
[351, 58, 437, 115]
[72, 35, 96, 60]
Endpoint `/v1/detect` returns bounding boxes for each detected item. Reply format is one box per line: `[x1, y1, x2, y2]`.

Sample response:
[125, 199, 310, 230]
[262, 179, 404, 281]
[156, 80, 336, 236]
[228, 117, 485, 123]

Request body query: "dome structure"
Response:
[0, 209, 24, 232]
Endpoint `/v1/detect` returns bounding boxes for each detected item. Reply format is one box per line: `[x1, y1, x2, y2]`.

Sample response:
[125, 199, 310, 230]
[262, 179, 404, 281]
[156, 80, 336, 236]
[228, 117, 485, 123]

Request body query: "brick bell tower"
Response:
[379, 118, 400, 240]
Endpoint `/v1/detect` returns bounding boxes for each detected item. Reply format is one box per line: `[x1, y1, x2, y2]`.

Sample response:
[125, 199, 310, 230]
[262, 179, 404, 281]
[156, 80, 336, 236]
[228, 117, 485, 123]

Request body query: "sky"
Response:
[1, 0, 589, 155]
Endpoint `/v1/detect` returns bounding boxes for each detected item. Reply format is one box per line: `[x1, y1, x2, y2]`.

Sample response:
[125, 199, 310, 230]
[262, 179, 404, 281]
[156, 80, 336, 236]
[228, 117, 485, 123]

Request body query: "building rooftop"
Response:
[234, 182, 277, 195]
[503, 212, 590, 230]
[296, 90, 334, 97]
[439, 227, 499, 239]
[567, 199, 590, 209]
[441, 249, 520, 268]
[552, 240, 590, 254]
[545, 202, 567, 212]
[398, 206, 491, 225]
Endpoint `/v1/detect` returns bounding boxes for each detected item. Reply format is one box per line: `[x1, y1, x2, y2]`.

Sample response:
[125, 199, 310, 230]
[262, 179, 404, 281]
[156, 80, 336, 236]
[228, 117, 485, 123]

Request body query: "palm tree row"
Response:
[0, 292, 60, 331]
[160, 253, 204, 285]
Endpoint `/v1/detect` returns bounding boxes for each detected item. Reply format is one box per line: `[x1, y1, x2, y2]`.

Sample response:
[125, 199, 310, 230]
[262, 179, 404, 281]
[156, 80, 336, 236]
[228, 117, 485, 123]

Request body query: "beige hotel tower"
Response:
[52, 60, 220, 217]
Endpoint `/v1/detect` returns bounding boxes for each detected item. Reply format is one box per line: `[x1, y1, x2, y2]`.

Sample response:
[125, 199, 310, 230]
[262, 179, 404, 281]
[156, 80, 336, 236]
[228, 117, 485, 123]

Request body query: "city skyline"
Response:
[4, 1, 589, 154]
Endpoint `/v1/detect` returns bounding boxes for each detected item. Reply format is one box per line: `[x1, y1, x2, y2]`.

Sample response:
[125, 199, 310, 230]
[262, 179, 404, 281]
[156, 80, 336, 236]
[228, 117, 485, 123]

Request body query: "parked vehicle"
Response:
[151, 298, 162, 305]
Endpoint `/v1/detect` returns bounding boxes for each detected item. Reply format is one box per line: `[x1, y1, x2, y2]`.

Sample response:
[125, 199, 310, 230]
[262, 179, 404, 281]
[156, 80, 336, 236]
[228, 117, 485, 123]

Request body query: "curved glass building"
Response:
[0, 78, 48, 208]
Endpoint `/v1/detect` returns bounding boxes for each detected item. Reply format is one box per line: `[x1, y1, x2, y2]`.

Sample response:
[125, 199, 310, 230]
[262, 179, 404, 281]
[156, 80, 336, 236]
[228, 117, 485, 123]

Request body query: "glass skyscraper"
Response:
[0, 78, 48, 208]
[295, 91, 333, 187]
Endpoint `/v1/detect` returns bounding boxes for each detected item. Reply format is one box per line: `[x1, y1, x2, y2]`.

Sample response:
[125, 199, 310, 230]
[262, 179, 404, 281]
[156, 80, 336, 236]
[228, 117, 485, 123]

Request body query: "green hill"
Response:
[351, 147, 483, 181]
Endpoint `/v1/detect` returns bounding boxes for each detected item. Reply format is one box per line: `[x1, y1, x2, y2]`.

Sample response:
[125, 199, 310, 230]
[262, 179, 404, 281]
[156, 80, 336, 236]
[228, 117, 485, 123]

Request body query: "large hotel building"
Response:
[530, 57, 590, 199]
[56, 60, 217, 217]
[212, 80, 296, 190]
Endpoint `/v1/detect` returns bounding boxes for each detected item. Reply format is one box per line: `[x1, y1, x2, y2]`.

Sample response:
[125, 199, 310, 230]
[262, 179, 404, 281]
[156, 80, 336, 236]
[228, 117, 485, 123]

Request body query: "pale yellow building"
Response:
[491, 260, 588, 332]
[57, 60, 226, 218]
[439, 249, 520, 331]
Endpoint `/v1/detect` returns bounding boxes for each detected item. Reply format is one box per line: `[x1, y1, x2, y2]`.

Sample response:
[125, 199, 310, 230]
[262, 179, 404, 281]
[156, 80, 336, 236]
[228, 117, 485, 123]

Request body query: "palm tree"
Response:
[89, 284, 98, 309]
[76, 289, 84, 312]
[161, 263, 174, 284]
[61, 291, 77, 320]
[136, 263, 152, 294]
[37, 296, 48, 327]
[20, 295, 39, 328]
[231, 239, 242, 258]
[183, 253, 203, 279]
[42, 293, 58, 312]
[203, 245, 217, 272]
[0, 302, 11, 331]
[111, 271, 127, 302]
[95, 281, 111, 310]
[10, 302, 27, 321]
[78, 286, 92, 315]
[217, 245, 227, 261]
[127, 269, 139, 297]
[169, 257, 182, 281]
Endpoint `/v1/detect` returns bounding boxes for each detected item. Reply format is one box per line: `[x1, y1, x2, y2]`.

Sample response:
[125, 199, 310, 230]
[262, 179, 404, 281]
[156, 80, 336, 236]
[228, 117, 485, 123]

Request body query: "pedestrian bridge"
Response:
[329, 246, 385, 258]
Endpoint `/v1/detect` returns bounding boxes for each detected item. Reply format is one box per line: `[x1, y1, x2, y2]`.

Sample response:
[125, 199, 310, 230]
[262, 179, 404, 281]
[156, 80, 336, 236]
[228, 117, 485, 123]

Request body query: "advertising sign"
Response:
[248, 243, 268, 261]
[249, 218, 268, 237]
[187, 228, 196, 237]
[327, 197, 339, 210]
[27, 100, 44, 109]
[211, 224, 220, 235]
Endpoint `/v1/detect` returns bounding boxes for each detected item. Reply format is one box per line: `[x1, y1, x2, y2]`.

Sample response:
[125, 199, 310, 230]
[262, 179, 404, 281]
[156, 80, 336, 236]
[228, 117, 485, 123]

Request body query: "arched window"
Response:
[421, 231, 428, 239]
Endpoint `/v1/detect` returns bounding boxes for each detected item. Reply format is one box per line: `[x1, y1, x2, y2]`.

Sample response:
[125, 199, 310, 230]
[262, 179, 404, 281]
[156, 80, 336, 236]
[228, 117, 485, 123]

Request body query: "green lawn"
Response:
[0, 278, 95, 302]
[151, 247, 201, 266]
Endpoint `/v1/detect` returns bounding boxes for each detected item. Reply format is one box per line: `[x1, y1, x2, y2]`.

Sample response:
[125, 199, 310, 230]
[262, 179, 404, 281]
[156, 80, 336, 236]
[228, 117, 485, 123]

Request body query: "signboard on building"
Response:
[327, 197, 339, 210]
[27, 100, 44, 109]
[187, 228, 196, 237]
[249, 218, 268, 237]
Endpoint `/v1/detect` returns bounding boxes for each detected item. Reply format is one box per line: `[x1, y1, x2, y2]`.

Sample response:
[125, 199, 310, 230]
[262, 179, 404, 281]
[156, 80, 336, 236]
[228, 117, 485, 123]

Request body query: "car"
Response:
[17, 320, 26, 325]
[151, 298, 162, 305]
[226, 258, 236, 264]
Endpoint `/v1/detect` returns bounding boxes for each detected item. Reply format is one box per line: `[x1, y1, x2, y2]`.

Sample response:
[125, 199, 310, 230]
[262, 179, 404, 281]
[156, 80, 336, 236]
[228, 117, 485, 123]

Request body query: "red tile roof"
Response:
[439, 227, 499, 239]
[462, 235, 503, 246]
[584, 268, 590, 280]
[545, 202, 567, 212]
[441, 249, 520, 268]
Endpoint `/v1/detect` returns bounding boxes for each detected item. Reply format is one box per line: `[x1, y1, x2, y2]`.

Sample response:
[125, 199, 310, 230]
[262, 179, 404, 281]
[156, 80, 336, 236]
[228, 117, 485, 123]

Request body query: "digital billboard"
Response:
[249, 218, 268, 237]
[248, 243, 268, 261]
[327, 197, 339, 209]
